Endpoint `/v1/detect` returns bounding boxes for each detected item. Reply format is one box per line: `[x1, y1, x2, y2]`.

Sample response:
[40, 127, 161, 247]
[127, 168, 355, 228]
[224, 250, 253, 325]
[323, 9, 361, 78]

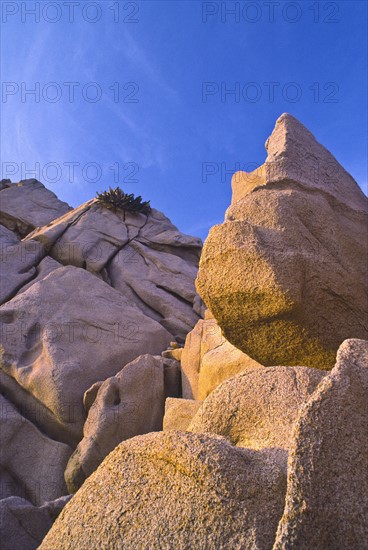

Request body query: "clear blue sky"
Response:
[1, 0, 367, 240]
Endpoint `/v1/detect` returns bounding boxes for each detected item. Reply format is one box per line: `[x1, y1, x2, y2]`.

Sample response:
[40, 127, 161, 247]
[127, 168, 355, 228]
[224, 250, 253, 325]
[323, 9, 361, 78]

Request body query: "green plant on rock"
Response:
[96, 187, 151, 215]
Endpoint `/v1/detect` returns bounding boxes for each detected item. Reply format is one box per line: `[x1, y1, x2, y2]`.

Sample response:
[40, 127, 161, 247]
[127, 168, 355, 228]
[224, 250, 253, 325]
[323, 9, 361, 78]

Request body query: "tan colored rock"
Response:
[163, 397, 202, 431]
[0, 179, 70, 237]
[181, 317, 262, 399]
[0, 394, 72, 506]
[65, 354, 180, 493]
[0, 266, 171, 444]
[196, 114, 368, 370]
[40, 432, 287, 550]
[0, 495, 70, 550]
[26, 199, 202, 342]
[188, 366, 326, 452]
[274, 339, 368, 549]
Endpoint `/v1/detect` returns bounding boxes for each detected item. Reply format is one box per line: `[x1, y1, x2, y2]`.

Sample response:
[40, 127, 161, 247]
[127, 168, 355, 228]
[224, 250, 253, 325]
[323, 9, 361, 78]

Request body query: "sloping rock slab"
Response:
[0, 266, 171, 444]
[0, 179, 70, 237]
[40, 432, 286, 550]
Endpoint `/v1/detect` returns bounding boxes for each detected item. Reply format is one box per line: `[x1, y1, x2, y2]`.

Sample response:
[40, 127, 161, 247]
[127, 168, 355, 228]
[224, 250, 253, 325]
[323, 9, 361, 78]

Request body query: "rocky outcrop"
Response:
[0, 179, 204, 545]
[0, 225, 45, 304]
[0, 495, 70, 550]
[40, 432, 287, 550]
[274, 339, 368, 549]
[0, 179, 70, 237]
[188, 366, 326, 453]
[65, 354, 181, 493]
[163, 397, 202, 431]
[196, 114, 368, 370]
[25, 198, 202, 342]
[0, 266, 172, 445]
[0, 394, 72, 506]
[181, 315, 262, 399]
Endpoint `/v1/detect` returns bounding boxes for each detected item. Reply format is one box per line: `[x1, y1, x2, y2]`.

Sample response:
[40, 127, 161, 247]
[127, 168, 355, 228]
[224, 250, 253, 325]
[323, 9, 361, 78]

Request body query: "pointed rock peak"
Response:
[230, 114, 366, 211]
[265, 113, 327, 163]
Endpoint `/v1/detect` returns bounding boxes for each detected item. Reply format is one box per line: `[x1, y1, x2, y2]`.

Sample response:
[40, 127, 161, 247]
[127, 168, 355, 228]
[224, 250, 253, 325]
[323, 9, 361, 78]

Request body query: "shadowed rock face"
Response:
[40, 432, 287, 550]
[274, 339, 368, 550]
[0, 266, 172, 445]
[65, 354, 181, 493]
[25, 198, 203, 342]
[196, 114, 368, 370]
[0, 180, 204, 547]
[0, 495, 71, 550]
[0, 394, 72, 506]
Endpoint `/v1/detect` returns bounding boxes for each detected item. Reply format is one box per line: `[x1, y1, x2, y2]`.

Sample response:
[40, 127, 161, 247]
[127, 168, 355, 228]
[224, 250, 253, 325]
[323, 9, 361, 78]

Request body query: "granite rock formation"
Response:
[196, 114, 368, 369]
[40, 432, 287, 550]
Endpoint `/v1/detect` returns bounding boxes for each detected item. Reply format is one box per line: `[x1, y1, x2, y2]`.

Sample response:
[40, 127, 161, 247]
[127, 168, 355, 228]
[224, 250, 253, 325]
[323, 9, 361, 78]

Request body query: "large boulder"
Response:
[0, 495, 70, 550]
[0, 179, 70, 237]
[25, 198, 203, 342]
[0, 266, 171, 444]
[188, 366, 326, 453]
[0, 394, 72, 505]
[181, 315, 262, 399]
[40, 432, 287, 549]
[196, 114, 368, 370]
[65, 354, 180, 493]
[274, 339, 368, 549]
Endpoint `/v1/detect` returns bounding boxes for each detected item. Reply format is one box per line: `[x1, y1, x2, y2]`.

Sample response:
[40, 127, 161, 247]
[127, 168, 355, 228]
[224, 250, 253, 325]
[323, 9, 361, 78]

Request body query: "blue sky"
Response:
[1, 0, 367, 240]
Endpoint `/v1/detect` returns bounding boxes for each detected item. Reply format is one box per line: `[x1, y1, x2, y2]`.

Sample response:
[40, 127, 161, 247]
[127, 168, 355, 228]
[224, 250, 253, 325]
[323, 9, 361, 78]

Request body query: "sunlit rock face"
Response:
[181, 314, 263, 400]
[274, 339, 368, 549]
[39, 431, 287, 550]
[196, 114, 368, 370]
[188, 365, 327, 452]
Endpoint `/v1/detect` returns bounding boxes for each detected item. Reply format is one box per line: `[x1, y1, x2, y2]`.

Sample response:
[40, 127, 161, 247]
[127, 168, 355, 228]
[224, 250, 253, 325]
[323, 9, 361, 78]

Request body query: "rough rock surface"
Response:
[163, 397, 202, 431]
[196, 114, 368, 370]
[40, 432, 287, 550]
[65, 354, 180, 493]
[0, 495, 70, 550]
[0, 266, 172, 444]
[274, 339, 368, 549]
[0, 224, 45, 304]
[188, 366, 326, 453]
[25, 198, 203, 342]
[181, 317, 262, 399]
[0, 179, 70, 236]
[0, 394, 72, 505]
